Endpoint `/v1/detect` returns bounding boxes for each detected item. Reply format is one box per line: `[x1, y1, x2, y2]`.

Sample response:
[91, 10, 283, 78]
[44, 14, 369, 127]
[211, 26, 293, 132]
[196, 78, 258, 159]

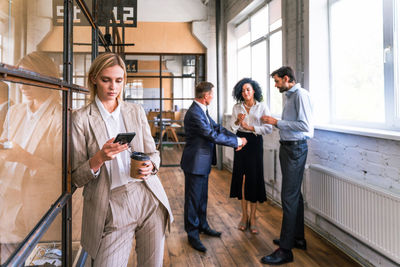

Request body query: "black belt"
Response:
[279, 139, 307, 146]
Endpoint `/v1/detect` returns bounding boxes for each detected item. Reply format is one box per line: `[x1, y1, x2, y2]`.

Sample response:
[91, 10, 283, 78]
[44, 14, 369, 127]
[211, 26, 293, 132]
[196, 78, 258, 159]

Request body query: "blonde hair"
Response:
[18, 51, 61, 101]
[18, 51, 60, 78]
[87, 53, 127, 102]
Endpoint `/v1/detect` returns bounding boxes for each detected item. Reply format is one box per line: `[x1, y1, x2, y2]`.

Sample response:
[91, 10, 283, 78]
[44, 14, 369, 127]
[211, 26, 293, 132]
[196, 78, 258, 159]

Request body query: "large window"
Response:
[329, 0, 400, 130]
[234, 0, 282, 115]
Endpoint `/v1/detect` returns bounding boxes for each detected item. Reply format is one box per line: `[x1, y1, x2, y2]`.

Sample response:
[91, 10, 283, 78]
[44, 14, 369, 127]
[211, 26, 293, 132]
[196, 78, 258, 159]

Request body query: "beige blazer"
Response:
[71, 101, 173, 258]
[0, 100, 63, 243]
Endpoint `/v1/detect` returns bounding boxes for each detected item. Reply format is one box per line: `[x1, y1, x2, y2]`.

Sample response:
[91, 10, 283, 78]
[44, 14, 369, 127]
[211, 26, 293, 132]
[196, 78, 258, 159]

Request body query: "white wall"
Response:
[192, 0, 219, 119]
[137, 0, 207, 22]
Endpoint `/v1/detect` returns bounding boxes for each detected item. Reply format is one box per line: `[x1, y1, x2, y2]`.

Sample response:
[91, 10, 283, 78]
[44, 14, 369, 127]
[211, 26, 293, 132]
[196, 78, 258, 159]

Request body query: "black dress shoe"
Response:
[273, 238, 307, 250]
[260, 248, 293, 265]
[188, 237, 207, 252]
[200, 228, 222, 237]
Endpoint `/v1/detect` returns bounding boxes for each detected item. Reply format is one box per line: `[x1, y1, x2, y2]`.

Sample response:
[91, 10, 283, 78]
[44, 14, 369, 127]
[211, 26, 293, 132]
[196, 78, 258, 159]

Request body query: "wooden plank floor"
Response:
[160, 167, 360, 267]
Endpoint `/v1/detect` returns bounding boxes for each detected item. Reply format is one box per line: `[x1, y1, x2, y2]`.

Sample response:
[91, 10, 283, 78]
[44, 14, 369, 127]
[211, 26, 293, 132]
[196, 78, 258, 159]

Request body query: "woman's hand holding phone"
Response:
[89, 138, 129, 172]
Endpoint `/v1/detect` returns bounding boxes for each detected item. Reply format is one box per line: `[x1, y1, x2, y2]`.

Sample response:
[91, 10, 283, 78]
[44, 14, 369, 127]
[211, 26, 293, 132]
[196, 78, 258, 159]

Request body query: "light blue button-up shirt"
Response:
[276, 83, 313, 141]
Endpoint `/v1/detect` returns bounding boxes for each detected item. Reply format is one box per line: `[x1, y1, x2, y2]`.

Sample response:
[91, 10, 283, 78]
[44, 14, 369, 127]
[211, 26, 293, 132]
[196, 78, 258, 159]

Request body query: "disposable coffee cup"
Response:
[130, 151, 151, 179]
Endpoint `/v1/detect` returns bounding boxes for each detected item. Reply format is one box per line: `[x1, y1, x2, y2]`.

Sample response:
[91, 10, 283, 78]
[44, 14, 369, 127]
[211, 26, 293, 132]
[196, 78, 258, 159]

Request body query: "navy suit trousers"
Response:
[184, 172, 210, 240]
[278, 142, 308, 250]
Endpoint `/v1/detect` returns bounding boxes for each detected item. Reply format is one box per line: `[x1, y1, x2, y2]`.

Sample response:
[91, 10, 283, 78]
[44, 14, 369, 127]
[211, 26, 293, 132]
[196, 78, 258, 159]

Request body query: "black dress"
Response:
[230, 131, 266, 203]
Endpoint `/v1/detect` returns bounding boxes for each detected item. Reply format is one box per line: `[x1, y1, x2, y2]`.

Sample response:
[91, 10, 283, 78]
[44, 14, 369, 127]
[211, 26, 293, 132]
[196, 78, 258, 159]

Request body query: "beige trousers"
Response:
[94, 181, 167, 267]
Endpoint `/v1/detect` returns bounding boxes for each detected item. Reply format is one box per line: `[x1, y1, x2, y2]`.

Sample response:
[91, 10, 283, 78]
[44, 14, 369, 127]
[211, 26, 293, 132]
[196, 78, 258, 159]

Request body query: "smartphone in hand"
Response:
[113, 132, 136, 145]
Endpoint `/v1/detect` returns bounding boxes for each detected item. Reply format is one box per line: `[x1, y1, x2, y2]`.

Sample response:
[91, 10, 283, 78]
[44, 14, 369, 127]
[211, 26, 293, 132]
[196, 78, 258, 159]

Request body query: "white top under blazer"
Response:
[230, 101, 273, 135]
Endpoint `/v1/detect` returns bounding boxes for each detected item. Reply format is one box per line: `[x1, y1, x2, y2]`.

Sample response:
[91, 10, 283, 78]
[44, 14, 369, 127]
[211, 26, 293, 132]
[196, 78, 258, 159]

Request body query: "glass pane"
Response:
[236, 19, 250, 48]
[72, 53, 91, 87]
[74, 0, 94, 56]
[269, 0, 282, 31]
[251, 40, 267, 99]
[161, 78, 195, 111]
[18, 52, 61, 79]
[126, 100, 185, 155]
[24, 212, 63, 266]
[161, 55, 183, 77]
[237, 47, 251, 79]
[125, 55, 160, 77]
[158, 100, 184, 166]
[330, 0, 384, 123]
[395, 1, 400, 118]
[183, 55, 196, 77]
[125, 80, 144, 99]
[0, 82, 62, 264]
[181, 99, 195, 110]
[1, 0, 63, 66]
[269, 31, 283, 115]
[251, 6, 268, 41]
[125, 77, 160, 107]
[166, 77, 195, 110]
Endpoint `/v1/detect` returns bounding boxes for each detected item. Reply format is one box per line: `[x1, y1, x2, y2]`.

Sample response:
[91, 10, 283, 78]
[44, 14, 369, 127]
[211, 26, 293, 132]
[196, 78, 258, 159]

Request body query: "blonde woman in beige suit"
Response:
[0, 52, 63, 263]
[71, 53, 173, 267]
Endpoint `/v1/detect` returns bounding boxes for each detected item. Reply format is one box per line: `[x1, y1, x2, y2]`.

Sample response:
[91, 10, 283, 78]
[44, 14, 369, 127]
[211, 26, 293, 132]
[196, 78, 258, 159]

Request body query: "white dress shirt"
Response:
[4, 97, 54, 188]
[194, 100, 243, 146]
[276, 83, 314, 140]
[230, 101, 273, 135]
[95, 96, 137, 189]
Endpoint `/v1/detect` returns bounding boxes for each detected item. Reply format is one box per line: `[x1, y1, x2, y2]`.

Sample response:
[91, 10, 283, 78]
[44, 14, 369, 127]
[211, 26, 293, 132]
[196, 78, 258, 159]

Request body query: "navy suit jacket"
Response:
[180, 102, 238, 175]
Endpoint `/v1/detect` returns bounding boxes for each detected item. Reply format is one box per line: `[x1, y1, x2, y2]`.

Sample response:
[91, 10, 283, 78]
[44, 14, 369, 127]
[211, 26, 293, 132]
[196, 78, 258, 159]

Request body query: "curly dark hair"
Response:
[232, 78, 263, 103]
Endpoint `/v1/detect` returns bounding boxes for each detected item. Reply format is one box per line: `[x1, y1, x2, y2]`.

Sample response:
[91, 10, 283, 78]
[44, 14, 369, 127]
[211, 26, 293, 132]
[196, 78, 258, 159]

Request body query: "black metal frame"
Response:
[123, 53, 206, 167]
[2, 193, 71, 267]
[0, 1, 206, 265]
[0, 63, 88, 266]
[0, 0, 112, 265]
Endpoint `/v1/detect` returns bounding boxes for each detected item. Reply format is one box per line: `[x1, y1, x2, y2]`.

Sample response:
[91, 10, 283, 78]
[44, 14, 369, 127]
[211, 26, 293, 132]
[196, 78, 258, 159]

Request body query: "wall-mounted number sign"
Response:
[125, 60, 138, 73]
[53, 0, 137, 27]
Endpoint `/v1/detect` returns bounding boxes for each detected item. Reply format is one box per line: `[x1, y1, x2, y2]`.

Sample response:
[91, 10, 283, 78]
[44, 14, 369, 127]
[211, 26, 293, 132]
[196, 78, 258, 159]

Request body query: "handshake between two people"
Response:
[236, 137, 247, 151]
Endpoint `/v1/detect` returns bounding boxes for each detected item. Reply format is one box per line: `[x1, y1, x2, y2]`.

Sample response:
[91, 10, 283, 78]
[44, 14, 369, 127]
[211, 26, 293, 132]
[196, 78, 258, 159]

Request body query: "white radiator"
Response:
[263, 149, 276, 184]
[308, 164, 400, 264]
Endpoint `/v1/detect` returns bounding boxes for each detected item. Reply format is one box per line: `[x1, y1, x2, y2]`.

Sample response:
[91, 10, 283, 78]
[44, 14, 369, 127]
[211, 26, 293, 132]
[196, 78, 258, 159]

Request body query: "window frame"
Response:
[328, 0, 400, 131]
[234, 1, 283, 117]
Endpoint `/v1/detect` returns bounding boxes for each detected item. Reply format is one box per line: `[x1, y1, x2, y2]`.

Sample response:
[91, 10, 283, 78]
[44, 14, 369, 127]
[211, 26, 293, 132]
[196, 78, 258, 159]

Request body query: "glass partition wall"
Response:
[125, 54, 205, 166]
[0, 0, 108, 265]
[0, 0, 204, 265]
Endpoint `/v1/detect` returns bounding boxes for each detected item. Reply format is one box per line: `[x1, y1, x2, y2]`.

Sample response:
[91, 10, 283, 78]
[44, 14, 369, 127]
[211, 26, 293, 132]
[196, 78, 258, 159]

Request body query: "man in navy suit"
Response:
[181, 81, 247, 252]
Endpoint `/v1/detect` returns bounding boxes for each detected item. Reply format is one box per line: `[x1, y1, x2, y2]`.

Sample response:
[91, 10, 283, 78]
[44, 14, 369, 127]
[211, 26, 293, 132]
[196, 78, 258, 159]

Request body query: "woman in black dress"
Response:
[230, 78, 272, 234]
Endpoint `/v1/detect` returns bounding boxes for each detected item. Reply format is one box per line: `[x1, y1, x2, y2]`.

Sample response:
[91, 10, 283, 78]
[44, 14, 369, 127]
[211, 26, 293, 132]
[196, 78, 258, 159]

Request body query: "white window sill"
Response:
[315, 124, 400, 141]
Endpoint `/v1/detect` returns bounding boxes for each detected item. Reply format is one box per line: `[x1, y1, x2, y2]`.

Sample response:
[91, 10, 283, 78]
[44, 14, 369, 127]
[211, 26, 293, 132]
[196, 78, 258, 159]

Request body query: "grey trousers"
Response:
[278, 142, 308, 250]
[94, 181, 167, 267]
